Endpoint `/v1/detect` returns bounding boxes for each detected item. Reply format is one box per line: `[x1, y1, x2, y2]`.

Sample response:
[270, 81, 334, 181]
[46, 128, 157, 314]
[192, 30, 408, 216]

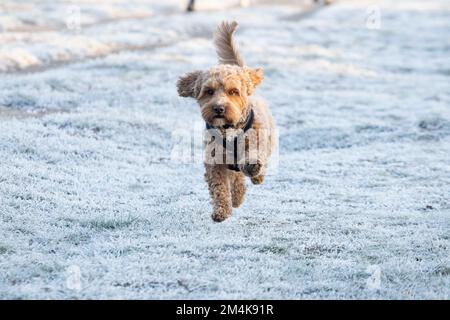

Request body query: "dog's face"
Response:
[177, 65, 263, 127]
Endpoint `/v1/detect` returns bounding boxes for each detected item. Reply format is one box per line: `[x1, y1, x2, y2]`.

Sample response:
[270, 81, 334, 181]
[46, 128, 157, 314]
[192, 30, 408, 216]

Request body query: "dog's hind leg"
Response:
[229, 171, 246, 208]
[204, 164, 232, 222]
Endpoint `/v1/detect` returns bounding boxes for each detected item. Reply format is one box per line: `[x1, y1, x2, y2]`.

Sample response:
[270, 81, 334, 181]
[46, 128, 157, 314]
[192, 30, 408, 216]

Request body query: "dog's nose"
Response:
[213, 105, 225, 114]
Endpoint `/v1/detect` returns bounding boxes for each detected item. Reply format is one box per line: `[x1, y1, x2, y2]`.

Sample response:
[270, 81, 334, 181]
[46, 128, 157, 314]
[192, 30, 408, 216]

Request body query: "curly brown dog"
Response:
[177, 21, 276, 222]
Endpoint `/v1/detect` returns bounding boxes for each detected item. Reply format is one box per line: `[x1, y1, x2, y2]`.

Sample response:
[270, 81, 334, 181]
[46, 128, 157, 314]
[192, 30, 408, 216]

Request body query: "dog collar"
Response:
[205, 109, 254, 171]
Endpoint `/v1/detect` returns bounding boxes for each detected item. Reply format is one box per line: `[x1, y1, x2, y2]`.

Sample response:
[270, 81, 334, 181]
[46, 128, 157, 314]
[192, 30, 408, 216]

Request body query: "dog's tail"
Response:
[214, 21, 245, 67]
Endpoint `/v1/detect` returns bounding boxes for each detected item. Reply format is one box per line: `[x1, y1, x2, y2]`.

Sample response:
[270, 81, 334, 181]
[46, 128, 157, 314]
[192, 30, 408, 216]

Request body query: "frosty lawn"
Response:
[0, 0, 449, 299]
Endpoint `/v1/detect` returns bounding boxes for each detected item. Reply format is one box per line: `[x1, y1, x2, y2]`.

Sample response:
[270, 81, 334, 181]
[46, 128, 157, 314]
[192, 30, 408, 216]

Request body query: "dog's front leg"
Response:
[241, 159, 265, 185]
[204, 164, 232, 222]
[241, 128, 271, 184]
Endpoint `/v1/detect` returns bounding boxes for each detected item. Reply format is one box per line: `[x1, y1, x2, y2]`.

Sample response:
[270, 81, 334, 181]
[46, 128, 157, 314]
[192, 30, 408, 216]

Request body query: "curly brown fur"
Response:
[177, 21, 276, 222]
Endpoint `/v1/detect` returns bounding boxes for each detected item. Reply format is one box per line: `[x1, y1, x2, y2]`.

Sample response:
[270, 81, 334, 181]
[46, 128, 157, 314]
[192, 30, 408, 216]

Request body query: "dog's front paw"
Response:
[211, 208, 231, 222]
[242, 161, 262, 177]
[251, 174, 264, 185]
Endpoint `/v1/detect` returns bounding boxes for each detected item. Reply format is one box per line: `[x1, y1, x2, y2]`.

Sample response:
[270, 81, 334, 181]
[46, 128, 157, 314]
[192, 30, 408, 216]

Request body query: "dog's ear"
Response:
[177, 71, 203, 98]
[246, 68, 264, 95]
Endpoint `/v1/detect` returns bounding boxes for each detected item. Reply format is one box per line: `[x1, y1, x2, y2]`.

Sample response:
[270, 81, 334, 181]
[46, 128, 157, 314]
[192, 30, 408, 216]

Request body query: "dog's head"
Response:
[177, 65, 263, 127]
[177, 21, 263, 128]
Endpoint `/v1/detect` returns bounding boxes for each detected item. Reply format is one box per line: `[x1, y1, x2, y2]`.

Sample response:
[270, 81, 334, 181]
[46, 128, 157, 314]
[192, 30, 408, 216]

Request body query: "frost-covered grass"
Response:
[0, 0, 449, 299]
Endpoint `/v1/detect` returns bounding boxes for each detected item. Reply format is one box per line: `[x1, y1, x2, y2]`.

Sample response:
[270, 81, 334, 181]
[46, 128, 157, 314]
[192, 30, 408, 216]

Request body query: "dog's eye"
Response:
[228, 89, 239, 96]
[206, 89, 215, 95]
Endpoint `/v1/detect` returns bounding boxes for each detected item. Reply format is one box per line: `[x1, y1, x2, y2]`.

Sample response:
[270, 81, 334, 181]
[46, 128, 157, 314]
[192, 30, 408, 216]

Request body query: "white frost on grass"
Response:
[0, 0, 449, 299]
